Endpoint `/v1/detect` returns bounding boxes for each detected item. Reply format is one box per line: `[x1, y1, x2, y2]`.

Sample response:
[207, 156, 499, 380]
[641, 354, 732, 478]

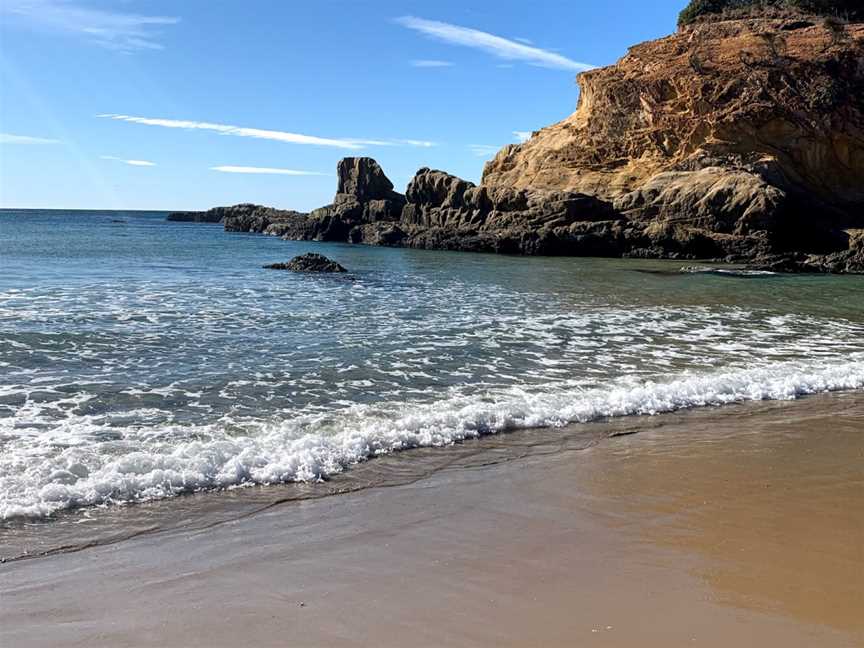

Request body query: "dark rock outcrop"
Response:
[168, 204, 308, 232]
[393, 168, 623, 255]
[220, 205, 309, 234]
[300, 158, 409, 244]
[264, 253, 347, 273]
[336, 157, 403, 203]
[750, 228, 864, 272]
[166, 211, 223, 223]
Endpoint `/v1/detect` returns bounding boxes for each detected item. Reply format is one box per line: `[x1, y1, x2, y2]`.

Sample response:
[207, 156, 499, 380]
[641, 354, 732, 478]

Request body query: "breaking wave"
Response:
[3, 356, 862, 520]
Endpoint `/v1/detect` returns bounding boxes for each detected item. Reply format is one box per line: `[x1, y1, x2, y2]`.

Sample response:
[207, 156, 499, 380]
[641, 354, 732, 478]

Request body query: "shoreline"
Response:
[2, 386, 861, 561]
[3, 352, 863, 532]
[2, 390, 862, 646]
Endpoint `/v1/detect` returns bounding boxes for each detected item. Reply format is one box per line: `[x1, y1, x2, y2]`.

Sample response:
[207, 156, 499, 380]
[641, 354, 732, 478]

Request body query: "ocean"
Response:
[2, 208, 864, 525]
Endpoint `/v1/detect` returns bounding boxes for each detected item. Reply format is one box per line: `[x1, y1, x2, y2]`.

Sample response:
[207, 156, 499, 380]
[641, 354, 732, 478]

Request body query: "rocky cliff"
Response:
[177, 14, 863, 273]
[482, 15, 864, 266]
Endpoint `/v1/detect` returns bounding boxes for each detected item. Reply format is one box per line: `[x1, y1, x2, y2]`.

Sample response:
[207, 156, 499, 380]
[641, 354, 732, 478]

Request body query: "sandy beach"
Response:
[3, 1, 864, 646]
[2, 391, 862, 647]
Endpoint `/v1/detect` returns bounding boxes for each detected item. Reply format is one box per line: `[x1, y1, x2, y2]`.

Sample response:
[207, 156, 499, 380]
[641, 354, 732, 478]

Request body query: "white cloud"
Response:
[100, 155, 156, 167]
[395, 16, 595, 71]
[1, 0, 179, 51]
[211, 166, 328, 176]
[391, 139, 437, 148]
[0, 132, 59, 145]
[410, 59, 454, 67]
[98, 114, 435, 150]
[513, 37, 533, 45]
[513, 131, 531, 143]
[468, 144, 501, 157]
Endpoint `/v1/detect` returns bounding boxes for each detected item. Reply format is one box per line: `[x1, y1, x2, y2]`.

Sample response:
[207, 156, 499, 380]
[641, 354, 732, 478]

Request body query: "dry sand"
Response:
[1, 391, 862, 647]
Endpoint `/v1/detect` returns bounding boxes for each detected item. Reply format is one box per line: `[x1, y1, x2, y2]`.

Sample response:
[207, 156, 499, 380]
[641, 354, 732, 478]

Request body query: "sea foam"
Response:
[2, 356, 862, 520]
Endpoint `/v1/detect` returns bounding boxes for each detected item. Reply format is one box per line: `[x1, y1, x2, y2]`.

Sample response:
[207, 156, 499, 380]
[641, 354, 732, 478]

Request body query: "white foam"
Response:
[680, 265, 777, 277]
[2, 356, 862, 520]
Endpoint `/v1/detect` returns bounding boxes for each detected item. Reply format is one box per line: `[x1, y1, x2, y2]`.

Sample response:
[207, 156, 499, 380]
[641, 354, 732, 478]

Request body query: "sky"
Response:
[0, 0, 685, 211]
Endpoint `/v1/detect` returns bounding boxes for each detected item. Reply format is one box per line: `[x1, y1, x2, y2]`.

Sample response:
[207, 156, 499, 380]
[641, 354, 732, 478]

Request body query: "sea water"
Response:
[2, 208, 863, 519]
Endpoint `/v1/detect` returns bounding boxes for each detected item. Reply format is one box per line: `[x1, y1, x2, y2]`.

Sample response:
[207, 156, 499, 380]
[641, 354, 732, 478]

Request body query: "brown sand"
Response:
[1, 392, 862, 647]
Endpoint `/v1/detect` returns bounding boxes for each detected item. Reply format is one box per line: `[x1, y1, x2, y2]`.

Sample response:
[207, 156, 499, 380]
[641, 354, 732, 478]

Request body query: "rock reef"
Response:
[264, 253, 347, 273]
[182, 14, 864, 273]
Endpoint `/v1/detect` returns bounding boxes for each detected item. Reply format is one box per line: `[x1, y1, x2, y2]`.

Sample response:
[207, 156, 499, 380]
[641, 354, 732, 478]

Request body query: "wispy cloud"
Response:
[389, 138, 436, 148]
[1, 0, 179, 52]
[99, 114, 363, 149]
[395, 16, 595, 71]
[468, 144, 501, 157]
[410, 59, 454, 68]
[513, 131, 531, 143]
[98, 114, 435, 150]
[211, 166, 328, 176]
[100, 155, 156, 167]
[0, 132, 60, 145]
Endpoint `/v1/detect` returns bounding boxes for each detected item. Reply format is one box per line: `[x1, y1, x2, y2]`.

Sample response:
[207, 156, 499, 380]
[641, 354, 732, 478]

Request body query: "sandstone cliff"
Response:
[483, 16, 864, 260]
[174, 15, 863, 273]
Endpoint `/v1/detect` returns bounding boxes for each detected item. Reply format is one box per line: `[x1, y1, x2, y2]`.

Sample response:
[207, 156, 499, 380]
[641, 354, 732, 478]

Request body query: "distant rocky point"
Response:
[166, 211, 223, 223]
[173, 10, 863, 273]
[167, 204, 308, 229]
[263, 253, 347, 273]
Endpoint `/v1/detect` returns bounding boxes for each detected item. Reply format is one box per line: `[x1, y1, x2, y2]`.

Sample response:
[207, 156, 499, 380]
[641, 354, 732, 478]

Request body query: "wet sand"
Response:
[2, 391, 862, 647]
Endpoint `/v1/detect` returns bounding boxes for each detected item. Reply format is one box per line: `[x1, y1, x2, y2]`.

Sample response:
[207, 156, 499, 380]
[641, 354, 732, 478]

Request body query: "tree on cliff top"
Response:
[678, 0, 864, 25]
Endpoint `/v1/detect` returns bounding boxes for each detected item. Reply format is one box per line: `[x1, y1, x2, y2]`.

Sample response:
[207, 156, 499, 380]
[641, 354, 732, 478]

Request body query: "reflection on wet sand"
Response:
[579, 391, 864, 636]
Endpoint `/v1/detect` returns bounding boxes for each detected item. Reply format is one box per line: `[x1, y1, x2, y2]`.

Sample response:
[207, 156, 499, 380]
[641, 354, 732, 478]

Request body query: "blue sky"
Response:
[0, 0, 684, 211]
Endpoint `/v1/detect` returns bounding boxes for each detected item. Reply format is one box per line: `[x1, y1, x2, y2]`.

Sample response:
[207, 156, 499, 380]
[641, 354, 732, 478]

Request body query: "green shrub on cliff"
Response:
[678, 0, 864, 25]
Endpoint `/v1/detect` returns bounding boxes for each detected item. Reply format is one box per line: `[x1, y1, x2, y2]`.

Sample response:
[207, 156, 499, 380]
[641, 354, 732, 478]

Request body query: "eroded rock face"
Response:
[751, 229, 864, 273]
[613, 167, 787, 235]
[394, 168, 622, 255]
[263, 253, 347, 273]
[204, 17, 863, 273]
[483, 19, 863, 202]
[480, 16, 862, 269]
[298, 158, 409, 243]
[336, 157, 401, 203]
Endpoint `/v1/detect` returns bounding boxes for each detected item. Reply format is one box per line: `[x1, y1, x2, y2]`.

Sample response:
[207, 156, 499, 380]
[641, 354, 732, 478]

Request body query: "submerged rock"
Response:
[264, 253, 347, 273]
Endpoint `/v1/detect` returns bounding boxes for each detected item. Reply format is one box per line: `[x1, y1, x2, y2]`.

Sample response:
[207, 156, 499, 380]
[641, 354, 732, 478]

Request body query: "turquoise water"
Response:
[2, 208, 863, 519]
